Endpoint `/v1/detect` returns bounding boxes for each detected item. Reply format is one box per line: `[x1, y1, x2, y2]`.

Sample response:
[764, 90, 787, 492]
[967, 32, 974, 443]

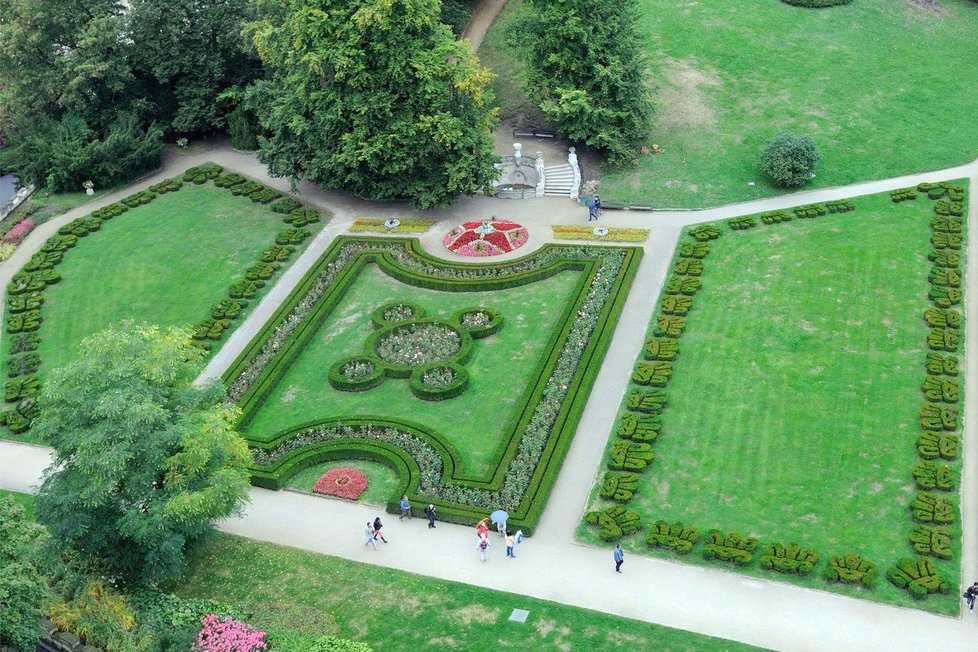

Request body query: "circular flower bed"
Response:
[312, 467, 368, 500]
[409, 362, 470, 401]
[375, 322, 461, 367]
[371, 301, 426, 329]
[450, 306, 504, 338]
[443, 220, 529, 257]
[327, 355, 386, 391]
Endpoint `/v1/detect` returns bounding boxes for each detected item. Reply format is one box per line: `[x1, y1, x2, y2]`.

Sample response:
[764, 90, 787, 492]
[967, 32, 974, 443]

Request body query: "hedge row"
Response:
[2, 163, 326, 434]
[226, 238, 642, 534]
[726, 200, 855, 232]
[905, 181, 966, 578]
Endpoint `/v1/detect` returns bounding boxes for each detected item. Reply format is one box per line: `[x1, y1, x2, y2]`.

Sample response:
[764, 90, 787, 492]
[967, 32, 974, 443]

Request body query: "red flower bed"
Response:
[443, 220, 529, 257]
[312, 467, 368, 500]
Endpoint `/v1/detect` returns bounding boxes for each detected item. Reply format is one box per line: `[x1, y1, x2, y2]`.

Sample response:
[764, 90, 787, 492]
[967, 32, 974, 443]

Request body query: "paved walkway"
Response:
[1, 144, 977, 652]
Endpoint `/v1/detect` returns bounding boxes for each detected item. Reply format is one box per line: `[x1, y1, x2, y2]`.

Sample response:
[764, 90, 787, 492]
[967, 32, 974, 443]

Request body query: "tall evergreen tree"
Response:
[520, 0, 653, 162]
[248, 0, 499, 209]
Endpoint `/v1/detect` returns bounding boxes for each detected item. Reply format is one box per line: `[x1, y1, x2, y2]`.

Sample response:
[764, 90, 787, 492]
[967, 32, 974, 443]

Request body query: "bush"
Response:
[824, 553, 876, 588]
[228, 107, 259, 151]
[760, 542, 819, 575]
[284, 208, 320, 227]
[885, 557, 951, 599]
[759, 132, 819, 188]
[271, 198, 302, 214]
[308, 636, 373, 652]
[646, 520, 699, 554]
[193, 615, 267, 652]
[1, 219, 37, 245]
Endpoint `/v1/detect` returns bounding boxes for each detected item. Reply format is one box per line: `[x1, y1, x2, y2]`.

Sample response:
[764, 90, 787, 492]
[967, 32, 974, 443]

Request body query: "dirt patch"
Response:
[281, 386, 298, 403]
[910, 0, 944, 15]
[796, 319, 817, 333]
[534, 618, 557, 638]
[655, 57, 722, 132]
[426, 636, 461, 648]
[451, 604, 500, 626]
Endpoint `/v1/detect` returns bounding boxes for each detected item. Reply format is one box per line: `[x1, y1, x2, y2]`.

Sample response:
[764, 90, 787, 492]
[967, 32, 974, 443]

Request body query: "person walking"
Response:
[614, 543, 624, 573]
[513, 530, 524, 558]
[399, 495, 411, 520]
[373, 516, 388, 543]
[364, 522, 377, 550]
[965, 581, 978, 612]
[425, 503, 437, 528]
[478, 537, 491, 562]
[585, 196, 597, 221]
[505, 533, 515, 558]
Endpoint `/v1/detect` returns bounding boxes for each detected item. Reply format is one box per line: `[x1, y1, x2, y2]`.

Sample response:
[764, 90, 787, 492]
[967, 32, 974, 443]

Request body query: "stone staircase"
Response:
[543, 164, 576, 198]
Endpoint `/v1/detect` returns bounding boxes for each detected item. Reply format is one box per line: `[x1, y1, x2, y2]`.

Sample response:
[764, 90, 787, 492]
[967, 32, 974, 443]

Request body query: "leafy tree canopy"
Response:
[248, 0, 500, 209]
[519, 0, 653, 163]
[34, 323, 252, 586]
[0, 495, 50, 652]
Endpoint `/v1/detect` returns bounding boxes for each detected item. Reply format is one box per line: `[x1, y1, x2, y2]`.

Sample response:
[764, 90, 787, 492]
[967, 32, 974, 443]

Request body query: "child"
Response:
[478, 537, 491, 562]
[505, 533, 515, 558]
[364, 522, 377, 550]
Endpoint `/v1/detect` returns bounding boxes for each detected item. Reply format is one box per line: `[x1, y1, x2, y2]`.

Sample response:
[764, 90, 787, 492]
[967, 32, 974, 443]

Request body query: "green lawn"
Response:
[285, 459, 400, 507]
[573, 0, 978, 207]
[0, 489, 760, 652]
[580, 191, 963, 613]
[242, 263, 583, 476]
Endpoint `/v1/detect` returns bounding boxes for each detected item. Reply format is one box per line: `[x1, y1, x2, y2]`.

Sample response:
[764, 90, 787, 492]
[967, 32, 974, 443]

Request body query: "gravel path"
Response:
[1, 143, 976, 652]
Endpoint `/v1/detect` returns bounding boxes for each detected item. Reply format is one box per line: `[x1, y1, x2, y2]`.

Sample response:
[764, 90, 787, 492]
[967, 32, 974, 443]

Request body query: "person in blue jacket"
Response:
[614, 543, 624, 573]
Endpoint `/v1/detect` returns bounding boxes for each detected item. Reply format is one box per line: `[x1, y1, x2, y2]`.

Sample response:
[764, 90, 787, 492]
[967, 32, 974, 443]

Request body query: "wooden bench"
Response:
[512, 128, 556, 139]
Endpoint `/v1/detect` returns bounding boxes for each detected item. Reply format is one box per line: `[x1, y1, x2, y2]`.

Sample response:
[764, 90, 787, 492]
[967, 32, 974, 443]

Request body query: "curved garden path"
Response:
[1, 142, 976, 651]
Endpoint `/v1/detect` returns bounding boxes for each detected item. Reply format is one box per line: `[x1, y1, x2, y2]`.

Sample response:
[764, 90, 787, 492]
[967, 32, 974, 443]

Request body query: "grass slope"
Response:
[580, 192, 961, 613]
[2, 184, 290, 420]
[589, 0, 978, 207]
[242, 263, 583, 476]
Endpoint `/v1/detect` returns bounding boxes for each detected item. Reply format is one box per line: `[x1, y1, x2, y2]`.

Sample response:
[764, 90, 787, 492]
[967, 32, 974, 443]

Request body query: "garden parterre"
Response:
[2, 164, 327, 437]
[580, 184, 967, 614]
[223, 237, 642, 533]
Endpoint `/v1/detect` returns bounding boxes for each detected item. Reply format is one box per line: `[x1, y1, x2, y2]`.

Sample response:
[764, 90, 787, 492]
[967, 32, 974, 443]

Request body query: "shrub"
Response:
[248, 189, 281, 204]
[231, 181, 263, 196]
[308, 637, 373, 652]
[824, 553, 876, 588]
[794, 203, 827, 219]
[760, 542, 819, 575]
[228, 107, 259, 151]
[193, 615, 268, 652]
[584, 505, 641, 541]
[599, 471, 639, 503]
[908, 525, 952, 560]
[183, 163, 223, 184]
[646, 520, 699, 554]
[885, 557, 951, 599]
[284, 208, 320, 227]
[215, 173, 247, 188]
[47, 580, 151, 652]
[703, 530, 757, 566]
[0, 242, 15, 261]
[759, 210, 791, 225]
[271, 198, 302, 214]
[759, 132, 819, 188]
[891, 188, 917, 202]
[726, 216, 756, 231]
[149, 178, 183, 194]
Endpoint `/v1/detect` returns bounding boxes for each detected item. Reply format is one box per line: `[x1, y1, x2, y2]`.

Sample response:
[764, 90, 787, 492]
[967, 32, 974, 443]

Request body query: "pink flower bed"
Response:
[1, 219, 37, 245]
[193, 615, 268, 652]
[313, 467, 368, 500]
[443, 220, 529, 257]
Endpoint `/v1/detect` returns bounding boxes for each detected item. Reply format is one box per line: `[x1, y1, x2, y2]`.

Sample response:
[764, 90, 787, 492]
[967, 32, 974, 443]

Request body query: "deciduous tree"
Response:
[0, 495, 49, 652]
[34, 323, 252, 585]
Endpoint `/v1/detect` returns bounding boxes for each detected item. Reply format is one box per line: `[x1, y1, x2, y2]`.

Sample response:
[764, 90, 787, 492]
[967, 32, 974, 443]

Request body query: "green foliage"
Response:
[584, 505, 641, 542]
[228, 106, 260, 150]
[47, 580, 153, 652]
[759, 542, 819, 575]
[759, 132, 819, 188]
[307, 636, 374, 652]
[439, 0, 471, 36]
[781, 0, 852, 6]
[645, 520, 699, 555]
[909, 492, 955, 525]
[518, 0, 652, 162]
[0, 112, 163, 192]
[885, 557, 951, 599]
[890, 188, 917, 203]
[0, 496, 49, 652]
[908, 525, 952, 561]
[248, 0, 499, 209]
[702, 530, 757, 566]
[34, 323, 252, 585]
[824, 553, 876, 589]
[599, 471, 639, 503]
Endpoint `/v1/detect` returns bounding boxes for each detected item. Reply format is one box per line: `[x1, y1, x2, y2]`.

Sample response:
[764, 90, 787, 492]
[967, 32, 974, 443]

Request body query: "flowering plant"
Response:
[443, 220, 529, 257]
[1, 219, 37, 245]
[313, 467, 368, 500]
[193, 615, 268, 652]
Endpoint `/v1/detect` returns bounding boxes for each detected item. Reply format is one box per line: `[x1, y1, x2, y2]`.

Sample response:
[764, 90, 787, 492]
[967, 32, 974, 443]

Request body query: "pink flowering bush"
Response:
[193, 614, 268, 652]
[312, 467, 368, 500]
[1, 219, 37, 245]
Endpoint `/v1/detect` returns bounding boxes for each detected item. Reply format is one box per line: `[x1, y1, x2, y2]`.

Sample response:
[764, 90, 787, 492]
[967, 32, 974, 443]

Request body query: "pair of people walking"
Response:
[584, 194, 602, 221]
[399, 496, 439, 530]
[364, 516, 388, 549]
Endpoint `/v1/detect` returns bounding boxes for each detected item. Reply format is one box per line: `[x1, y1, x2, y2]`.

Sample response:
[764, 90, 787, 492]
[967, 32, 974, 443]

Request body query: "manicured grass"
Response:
[170, 534, 763, 652]
[285, 459, 400, 507]
[583, 0, 978, 207]
[477, 0, 547, 127]
[12, 185, 285, 373]
[0, 488, 35, 519]
[243, 264, 583, 475]
[580, 191, 962, 614]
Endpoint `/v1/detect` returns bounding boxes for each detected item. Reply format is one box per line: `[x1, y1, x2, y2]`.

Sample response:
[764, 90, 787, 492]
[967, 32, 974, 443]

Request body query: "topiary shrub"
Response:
[908, 524, 952, 560]
[599, 471, 639, 503]
[646, 520, 699, 554]
[584, 505, 641, 542]
[759, 132, 819, 188]
[781, 0, 852, 7]
[824, 553, 876, 588]
[760, 542, 819, 575]
[885, 557, 951, 599]
[703, 530, 757, 566]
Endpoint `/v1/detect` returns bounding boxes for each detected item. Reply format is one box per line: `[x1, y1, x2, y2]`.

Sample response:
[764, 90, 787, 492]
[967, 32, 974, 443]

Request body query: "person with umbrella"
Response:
[490, 510, 509, 538]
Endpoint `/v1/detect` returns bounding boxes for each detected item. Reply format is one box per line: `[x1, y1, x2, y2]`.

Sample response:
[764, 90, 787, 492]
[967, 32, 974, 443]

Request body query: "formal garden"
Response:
[580, 182, 968, 615]
[2, 164, 327, 437]
[222, 235, 642, 533]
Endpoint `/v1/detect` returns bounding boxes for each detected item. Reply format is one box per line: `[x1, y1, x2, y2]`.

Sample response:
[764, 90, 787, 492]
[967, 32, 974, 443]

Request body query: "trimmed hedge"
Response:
[409, 362, 470, 401]
[703, 530, 757, 567]
[223, 238, 643, 534]
[451, 306, 504, 338]
[3, 163, 323, 435]
[825, 553, 876, 588]
[646, 520, 699, 554]
[886, 557, 951, 599]
[760, 542, 818, 575]
[327, 356, 386, 392]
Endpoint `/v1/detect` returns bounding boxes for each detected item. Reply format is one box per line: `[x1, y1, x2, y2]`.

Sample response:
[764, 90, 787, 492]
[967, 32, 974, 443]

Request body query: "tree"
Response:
[759, 132, 819, 188]
[0, 495, 49, 652]
[34, 323, 252, 586]
[248, 0, 499, 210]
[519, 0, 653, 163]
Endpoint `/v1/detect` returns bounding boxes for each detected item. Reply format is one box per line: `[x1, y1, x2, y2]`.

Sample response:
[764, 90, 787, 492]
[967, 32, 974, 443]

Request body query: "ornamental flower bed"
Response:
[1, 218, 37, 245]
[193, 614, 268, 652]
[312, 467, 368, 500]
[443, 220, 529, 256]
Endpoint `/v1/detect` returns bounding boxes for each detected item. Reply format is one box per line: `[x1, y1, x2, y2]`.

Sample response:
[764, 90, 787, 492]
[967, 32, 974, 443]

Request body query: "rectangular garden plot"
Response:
[580, 185, 967, 615]
[223, 237, 642, 533]
[2, 164, 326, 439]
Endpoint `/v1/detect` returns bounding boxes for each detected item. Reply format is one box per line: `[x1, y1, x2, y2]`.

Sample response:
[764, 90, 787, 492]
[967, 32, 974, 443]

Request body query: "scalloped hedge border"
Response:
[585, 188, 966, 602]
[1, 163, 328, 435]
[222, 238, 642, 534]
